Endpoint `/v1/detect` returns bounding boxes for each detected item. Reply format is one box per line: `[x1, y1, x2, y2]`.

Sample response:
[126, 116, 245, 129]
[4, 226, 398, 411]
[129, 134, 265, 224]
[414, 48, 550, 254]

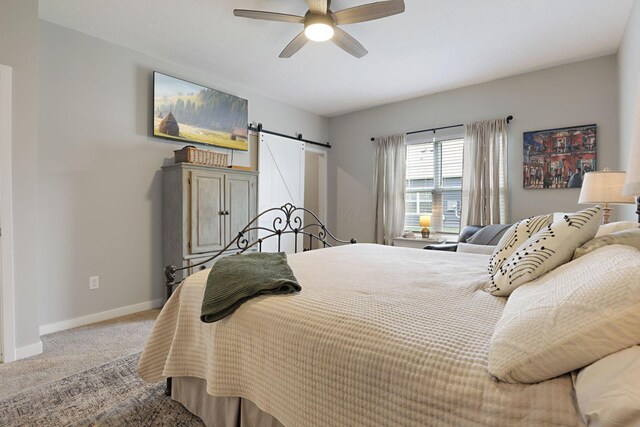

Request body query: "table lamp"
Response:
[578, 168, 635, 224]
[419, 215, 431, 238]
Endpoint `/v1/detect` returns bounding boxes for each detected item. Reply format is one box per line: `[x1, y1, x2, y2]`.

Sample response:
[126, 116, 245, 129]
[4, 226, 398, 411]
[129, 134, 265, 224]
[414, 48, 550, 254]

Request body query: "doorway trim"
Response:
[305, 145, 328, 225]
[0, 64, 15, 363]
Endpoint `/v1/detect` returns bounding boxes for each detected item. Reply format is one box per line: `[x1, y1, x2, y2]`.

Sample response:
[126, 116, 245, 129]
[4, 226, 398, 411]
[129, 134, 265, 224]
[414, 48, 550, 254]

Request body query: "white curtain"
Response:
[374, 134, 407, 245]
[461, 119, 509, 227]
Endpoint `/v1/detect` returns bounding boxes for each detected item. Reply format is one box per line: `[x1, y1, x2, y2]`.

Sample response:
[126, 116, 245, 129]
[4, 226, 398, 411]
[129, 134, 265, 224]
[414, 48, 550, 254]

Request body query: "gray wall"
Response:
[619, 0, 640, 221]
[37, 21, 329, 326]
[328, 56, 619, 242]
[0, 0, 40, 350]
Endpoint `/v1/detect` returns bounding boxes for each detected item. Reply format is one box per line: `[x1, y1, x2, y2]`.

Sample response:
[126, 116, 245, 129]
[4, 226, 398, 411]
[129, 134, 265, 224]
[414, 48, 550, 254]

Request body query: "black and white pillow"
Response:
[488, 206, 602, 296]
[488, 213, 553, 277]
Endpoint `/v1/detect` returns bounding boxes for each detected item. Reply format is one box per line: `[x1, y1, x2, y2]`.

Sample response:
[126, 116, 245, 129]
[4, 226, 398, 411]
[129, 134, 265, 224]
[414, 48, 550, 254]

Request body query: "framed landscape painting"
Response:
[153, 72, 248, 151]
[523, 124, 596, 189]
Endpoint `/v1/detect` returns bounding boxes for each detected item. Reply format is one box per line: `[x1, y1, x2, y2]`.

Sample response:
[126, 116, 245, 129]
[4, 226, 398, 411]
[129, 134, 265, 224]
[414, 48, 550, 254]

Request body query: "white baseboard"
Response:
[39, 299, 163, 336]
[15, 340, 43, 360]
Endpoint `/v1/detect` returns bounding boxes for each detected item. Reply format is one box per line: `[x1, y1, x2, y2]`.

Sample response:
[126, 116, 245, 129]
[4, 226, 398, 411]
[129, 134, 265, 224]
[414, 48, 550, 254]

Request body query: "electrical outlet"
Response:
[89, 276, 99, 290]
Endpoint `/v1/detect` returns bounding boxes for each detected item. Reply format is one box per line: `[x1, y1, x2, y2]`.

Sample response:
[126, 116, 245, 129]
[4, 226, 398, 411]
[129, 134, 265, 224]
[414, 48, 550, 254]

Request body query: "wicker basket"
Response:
[174, 146, 228, 168]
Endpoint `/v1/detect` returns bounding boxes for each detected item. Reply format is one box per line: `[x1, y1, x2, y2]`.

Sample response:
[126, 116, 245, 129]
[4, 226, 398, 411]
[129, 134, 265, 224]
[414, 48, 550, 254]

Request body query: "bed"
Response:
[138, 205, 588, 426]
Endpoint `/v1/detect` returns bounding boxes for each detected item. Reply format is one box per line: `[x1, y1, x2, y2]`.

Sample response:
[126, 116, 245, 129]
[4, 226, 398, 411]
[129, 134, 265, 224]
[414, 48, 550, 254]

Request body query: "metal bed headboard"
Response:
[163, 203, 357, 302]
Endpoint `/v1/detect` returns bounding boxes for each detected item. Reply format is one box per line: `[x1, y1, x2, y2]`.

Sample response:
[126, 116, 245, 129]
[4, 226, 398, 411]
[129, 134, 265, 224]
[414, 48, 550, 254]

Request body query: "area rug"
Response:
[0, 352, 204, 426]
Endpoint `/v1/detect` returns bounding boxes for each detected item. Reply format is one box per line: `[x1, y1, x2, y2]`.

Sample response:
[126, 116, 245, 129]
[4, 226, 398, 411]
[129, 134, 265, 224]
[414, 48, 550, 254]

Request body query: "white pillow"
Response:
[575, 345, 640, 427]
[595, 220, 640, 237]
[488, 206, 601, 296]
[574, 228, 640, 260]
[488, 244, 640, 383]
[488, 213, 553, 276]
[456, 243, 496, 255]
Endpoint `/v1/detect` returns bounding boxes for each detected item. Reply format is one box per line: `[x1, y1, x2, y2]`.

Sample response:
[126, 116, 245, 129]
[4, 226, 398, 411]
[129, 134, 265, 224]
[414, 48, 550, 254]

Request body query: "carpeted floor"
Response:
[0, 309, 204, 426]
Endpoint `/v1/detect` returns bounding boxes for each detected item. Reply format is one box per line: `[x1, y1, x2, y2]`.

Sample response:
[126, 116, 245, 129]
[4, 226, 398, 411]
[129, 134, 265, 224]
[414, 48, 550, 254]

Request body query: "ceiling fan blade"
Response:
[332, 0, 405, 25]
[332, 27, 368, 58]
[233, 9, 305, 24]
[279, 32, 308, 58]
[307, 0, 328, 15]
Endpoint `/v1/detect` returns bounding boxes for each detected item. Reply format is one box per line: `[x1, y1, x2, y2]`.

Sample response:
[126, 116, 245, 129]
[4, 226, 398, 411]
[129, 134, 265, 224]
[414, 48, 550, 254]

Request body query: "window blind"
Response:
[405, 137, 464, 234]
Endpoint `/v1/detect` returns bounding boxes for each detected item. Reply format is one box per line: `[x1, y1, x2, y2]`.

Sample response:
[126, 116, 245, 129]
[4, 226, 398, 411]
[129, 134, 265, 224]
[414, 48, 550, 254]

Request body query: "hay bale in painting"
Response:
[159, 112, 180, 137]
[231, 126, 248, 141]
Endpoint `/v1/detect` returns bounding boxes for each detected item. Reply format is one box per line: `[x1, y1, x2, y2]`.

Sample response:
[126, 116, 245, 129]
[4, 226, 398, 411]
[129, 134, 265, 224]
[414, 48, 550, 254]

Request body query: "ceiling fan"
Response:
[233, 0, 405, 58]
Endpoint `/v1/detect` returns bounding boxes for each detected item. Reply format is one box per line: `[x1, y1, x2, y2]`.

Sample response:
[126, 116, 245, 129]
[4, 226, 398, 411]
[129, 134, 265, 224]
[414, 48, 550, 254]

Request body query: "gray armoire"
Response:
[162, 163, 258, 279]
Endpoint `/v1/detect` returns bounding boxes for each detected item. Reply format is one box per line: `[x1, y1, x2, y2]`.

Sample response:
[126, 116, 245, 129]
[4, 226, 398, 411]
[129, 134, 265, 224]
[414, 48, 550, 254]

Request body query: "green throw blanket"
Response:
[201, 252, 300, 323]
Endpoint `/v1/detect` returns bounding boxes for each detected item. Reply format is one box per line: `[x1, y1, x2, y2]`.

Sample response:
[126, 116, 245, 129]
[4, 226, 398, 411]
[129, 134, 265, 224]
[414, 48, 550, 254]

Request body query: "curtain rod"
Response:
[370, 115, 513, 142]
[249, 123, 331, 149]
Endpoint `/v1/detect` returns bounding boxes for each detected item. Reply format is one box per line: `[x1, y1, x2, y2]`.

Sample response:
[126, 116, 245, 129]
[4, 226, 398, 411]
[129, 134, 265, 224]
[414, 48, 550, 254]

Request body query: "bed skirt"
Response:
[173, 377, 284, 427]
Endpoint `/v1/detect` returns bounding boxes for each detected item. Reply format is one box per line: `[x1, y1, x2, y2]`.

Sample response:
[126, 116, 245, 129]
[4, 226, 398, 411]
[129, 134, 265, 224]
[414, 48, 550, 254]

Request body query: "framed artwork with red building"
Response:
[523, 124, 596, 189]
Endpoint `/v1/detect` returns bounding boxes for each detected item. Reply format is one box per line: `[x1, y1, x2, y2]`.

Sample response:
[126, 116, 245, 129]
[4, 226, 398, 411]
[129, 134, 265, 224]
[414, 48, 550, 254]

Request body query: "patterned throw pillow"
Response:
[574, 228, 640, 259]
[488, 206, 602, 296]
[488, 213, 553, 277]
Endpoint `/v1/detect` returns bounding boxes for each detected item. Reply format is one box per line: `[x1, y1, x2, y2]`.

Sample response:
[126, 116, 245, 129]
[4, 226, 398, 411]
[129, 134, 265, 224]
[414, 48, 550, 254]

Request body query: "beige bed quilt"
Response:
[139, 243, 582, 426]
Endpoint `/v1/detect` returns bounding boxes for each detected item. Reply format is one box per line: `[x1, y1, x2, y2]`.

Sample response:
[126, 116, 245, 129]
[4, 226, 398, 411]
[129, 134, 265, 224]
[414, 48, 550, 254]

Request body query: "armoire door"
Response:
[225, 174, 257, 246]
[190, 170, 225, 254]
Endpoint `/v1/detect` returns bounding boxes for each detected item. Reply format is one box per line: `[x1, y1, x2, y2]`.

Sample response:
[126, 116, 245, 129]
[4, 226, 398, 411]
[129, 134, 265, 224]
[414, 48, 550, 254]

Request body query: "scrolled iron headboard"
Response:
[163, 203, 356, 302]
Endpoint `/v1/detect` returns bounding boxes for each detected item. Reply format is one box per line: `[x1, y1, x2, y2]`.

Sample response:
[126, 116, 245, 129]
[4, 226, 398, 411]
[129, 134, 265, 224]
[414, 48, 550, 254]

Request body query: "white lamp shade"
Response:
[579, 170, 636, 205]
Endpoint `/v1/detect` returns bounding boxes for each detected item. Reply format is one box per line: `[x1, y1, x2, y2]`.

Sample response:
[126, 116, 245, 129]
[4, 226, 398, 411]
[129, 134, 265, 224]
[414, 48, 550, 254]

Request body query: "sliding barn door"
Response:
[258, 132, 305, 254]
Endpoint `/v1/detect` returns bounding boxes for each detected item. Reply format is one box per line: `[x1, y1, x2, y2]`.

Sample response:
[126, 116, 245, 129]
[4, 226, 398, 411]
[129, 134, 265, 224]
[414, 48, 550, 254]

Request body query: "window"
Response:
[404, 137, 463, 234]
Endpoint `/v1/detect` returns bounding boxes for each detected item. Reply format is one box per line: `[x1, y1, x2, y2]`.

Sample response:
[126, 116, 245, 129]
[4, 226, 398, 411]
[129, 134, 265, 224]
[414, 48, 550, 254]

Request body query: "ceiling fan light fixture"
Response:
[305, 23, 334, 41]
[234, 1, 406, 57]
[304, 13, 335, 42]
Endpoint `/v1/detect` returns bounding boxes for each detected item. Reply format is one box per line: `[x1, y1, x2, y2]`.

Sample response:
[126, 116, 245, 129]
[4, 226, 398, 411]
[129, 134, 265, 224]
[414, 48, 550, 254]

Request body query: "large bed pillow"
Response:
[574, 228, 640, 260]
[574, 345, 640, 427]
[488, 213, 553, 276]
[488, 244, 640, 383]
[488, 206, 601, 296]
[595, 220, 640, 237]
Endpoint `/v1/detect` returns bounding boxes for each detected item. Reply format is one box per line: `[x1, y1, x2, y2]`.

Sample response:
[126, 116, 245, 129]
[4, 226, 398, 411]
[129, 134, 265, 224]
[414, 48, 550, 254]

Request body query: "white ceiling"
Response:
[39, 0, 633, 117]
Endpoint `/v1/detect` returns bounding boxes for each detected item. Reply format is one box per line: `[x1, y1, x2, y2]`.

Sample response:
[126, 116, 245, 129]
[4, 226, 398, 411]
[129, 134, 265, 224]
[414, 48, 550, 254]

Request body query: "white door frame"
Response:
[0, 64, 15, 363]
[305, 145, 328, 224]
